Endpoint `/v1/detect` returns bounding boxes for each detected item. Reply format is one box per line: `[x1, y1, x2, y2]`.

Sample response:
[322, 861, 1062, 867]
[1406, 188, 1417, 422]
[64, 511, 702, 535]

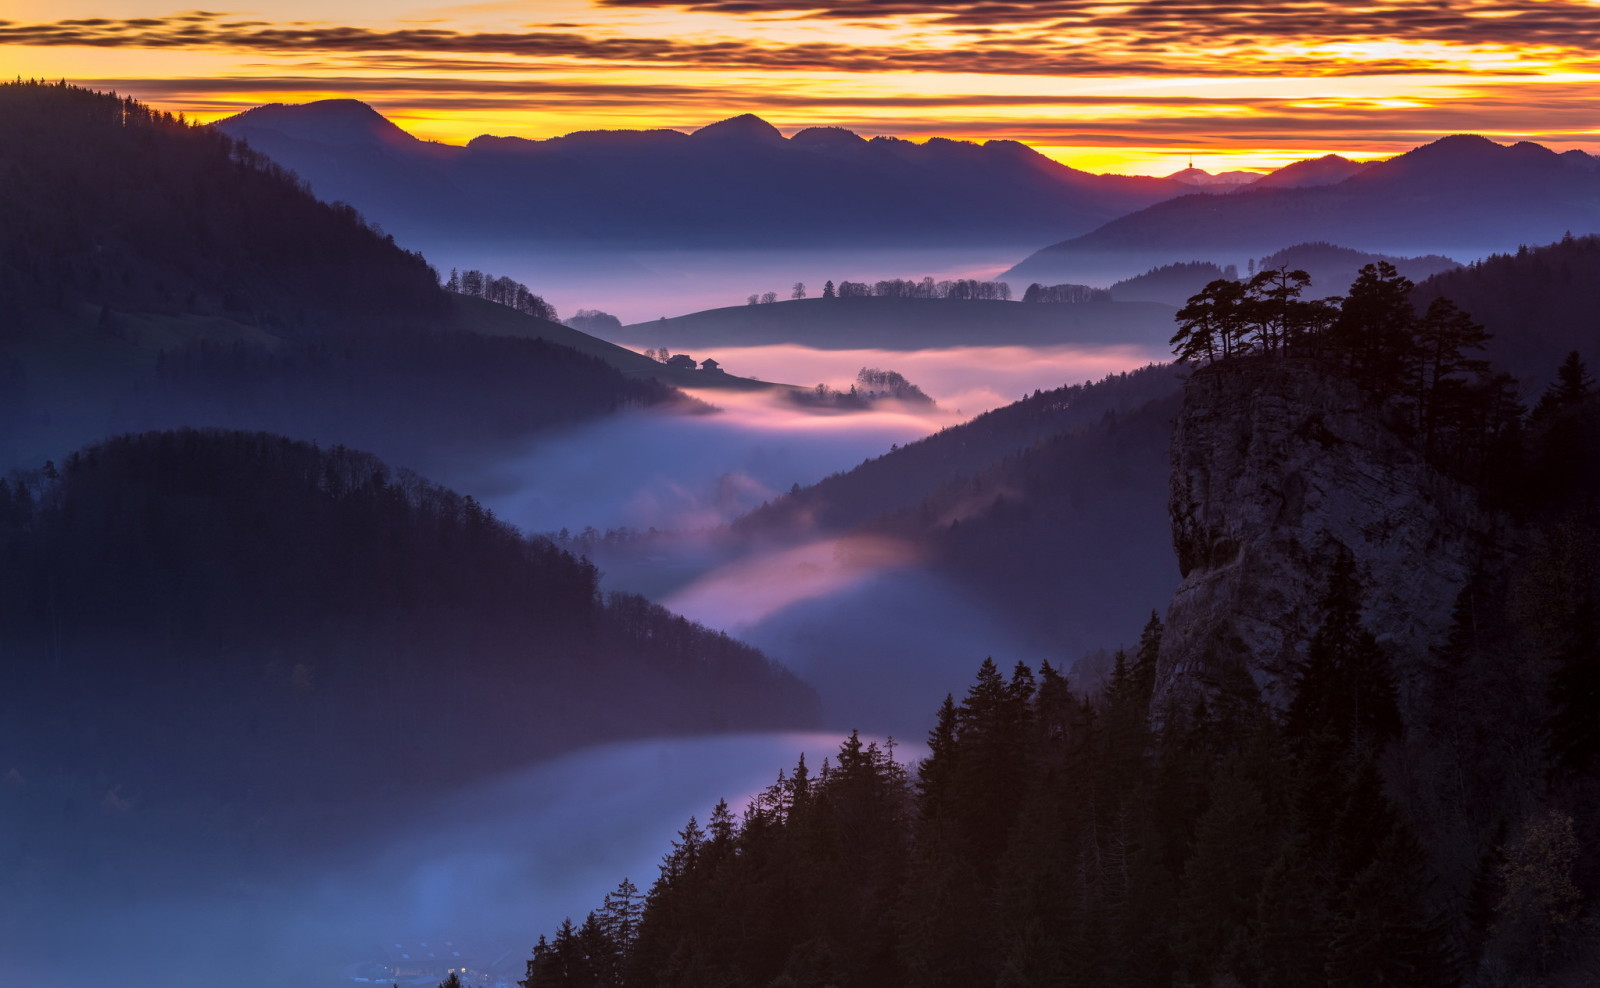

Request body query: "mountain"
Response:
[1005, 135, 1600, 284]
[608, 295, 1177, 352]
[1251, 153, 1372, 189]
[1414, 232, 1600, 385]
[216, 101, 1192, 252]
[1254, 242, 1460, 296]
[519, 286, 1600, 988]
[0, 429, 819, 815]
[0, 82, 776, 477]
[1167, 166, 1261, 187]
[1108, 261, 1237, 305]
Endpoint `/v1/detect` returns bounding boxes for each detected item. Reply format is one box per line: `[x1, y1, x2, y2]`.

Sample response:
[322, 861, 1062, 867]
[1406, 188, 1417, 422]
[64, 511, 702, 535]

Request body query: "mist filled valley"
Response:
[6, 75, 1600, 988]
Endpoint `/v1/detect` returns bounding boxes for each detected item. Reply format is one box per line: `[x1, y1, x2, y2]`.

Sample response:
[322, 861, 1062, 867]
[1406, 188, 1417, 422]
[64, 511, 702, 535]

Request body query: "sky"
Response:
[4, 1, 1600, 174]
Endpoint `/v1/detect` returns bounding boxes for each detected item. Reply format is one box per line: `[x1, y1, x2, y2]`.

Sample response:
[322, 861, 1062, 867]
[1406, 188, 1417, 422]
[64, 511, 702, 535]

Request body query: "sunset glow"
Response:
[4, 1, 1599, 173]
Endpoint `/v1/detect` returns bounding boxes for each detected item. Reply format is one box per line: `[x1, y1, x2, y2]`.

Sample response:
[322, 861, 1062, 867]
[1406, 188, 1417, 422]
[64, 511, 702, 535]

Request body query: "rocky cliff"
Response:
[1153, 357, 1498, 715]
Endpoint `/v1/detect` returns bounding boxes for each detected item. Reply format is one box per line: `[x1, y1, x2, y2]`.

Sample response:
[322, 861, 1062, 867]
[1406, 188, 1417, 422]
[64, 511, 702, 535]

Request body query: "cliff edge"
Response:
[1153, 357, 1496, 714]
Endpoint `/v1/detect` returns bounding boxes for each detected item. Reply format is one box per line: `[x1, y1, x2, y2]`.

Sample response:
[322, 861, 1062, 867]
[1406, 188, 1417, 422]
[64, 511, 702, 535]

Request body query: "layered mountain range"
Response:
[217, 101, 1191, 251]
[1008, 135, 1600, 283]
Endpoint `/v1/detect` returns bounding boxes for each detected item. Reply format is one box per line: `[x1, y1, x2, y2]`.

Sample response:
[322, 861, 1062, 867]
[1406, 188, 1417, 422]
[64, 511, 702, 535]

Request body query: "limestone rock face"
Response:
[1153, 358, 1495, 714]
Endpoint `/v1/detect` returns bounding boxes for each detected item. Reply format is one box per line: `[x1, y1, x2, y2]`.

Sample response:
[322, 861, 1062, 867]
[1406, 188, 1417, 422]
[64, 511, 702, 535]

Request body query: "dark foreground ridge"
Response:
[0, 429, 820, 815]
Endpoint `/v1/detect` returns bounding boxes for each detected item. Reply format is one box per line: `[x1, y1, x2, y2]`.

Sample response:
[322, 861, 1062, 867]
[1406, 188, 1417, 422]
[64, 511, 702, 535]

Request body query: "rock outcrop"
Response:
[1153, 357, 1498, 715]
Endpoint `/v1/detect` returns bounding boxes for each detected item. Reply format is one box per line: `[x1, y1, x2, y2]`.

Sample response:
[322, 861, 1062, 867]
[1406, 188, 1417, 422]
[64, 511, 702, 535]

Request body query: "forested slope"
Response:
[0, 81, 697, 475]
[519, 321, 1600, 988]
[0, 430, 820, 813]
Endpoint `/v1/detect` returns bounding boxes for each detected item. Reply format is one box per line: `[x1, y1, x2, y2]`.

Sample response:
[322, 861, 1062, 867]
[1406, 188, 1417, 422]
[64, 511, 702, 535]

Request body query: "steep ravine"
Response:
[1152, 357, 1499, 714]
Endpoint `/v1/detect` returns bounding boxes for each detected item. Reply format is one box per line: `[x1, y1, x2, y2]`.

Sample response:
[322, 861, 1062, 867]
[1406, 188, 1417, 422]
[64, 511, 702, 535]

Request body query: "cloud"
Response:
[9, 4, 1600, 78]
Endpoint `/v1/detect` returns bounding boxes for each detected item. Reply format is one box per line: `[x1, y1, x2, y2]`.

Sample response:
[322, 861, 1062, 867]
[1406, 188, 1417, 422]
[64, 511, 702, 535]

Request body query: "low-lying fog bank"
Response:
[466, 343, 1165, 535]
[5, 732, 898, 988]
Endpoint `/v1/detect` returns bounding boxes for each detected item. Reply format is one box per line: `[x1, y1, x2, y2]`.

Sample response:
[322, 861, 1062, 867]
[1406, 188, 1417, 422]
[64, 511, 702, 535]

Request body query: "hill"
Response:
[217, 102, 1191, 253]
[0, 83, 771, 476]
[607, 295, 1176, 352]
[1414, 232, 1600, 384]
[0, 429, 819, 814]
[520, 287, 1600, 988]
[1108, 261, 1236, 305]
[1005, 135, 1600, 284]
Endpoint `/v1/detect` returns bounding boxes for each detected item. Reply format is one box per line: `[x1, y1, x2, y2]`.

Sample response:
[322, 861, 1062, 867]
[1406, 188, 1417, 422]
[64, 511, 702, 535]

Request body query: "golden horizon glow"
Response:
[4, 2, 1600, 175]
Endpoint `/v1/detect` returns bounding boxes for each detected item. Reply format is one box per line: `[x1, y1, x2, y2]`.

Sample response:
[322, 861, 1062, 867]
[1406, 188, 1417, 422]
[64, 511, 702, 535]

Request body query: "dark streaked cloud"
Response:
[82, 72, 1600, 156]
[5, 6, 1598, 77]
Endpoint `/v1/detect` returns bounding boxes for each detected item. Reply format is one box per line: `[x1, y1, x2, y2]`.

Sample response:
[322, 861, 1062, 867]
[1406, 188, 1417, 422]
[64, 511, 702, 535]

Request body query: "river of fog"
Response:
[8, 341, 1161, 988]
[466, 343, 1164, 535]
[7, 732, 901, 988]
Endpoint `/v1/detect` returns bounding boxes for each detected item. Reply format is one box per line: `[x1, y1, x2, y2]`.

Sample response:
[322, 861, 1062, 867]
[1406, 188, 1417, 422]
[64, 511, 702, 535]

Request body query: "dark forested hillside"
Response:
[0, 82, 706, 475]
[734, 363, 1179, 539]
[0, 430, 819, 814]
[0, 80, 443, 332]
[1414, 233, 1600, 384]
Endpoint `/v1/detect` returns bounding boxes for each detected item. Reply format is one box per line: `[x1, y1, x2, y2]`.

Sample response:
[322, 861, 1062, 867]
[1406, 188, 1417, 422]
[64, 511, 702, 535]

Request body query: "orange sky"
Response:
[5, 1, 1600, 174]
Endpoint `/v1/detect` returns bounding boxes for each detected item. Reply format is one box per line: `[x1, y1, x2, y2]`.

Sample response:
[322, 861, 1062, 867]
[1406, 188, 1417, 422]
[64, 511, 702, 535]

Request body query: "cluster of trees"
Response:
[564, 309, 623, 334]
[1412, 232, 1600, 384]
[517, 597, 1460, 987]
[1173, 263, 1520, 475]
[1021, 282, 1111, 303]
[511, 351, 1600, 987]
[824, 277, 1014, 301]
[0, 80, 444, 333]
[445, 268, 557, 321]
[788, 368, 935, 410]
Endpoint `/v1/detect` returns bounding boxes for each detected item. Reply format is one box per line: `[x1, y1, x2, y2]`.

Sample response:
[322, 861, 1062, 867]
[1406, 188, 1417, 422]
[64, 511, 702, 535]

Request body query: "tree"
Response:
[600, 877, 645, 954]
[1171, 278, 1249, 364]
[1330, 261, 1416, 394]
[822, 279, 835, 299]
[791, 282, 806, 299]
[1242, 265, 1335, 355]
[1533, 350, 1593, 420]
[761, 291, 778, 304]
[747, 294, 759, 305]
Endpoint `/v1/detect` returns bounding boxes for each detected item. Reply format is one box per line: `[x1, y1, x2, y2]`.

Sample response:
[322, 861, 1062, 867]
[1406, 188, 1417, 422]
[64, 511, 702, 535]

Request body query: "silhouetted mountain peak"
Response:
[1168, 166, 1260, 187]
[790, 126, 867, 148]
[1396, 133, 1538, 166]
[222, 98, 420, 148]
[1254, 153, 1371, 189]
[691, 113, 785, 143]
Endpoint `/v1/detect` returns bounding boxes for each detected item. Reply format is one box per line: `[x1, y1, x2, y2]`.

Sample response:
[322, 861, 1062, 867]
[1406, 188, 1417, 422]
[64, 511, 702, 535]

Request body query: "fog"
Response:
[465, 343, 1163, 534]
[7, 336, 1168, 988]
[675, 343, 1168, 414]
[6, 732, 905, 988]
[465, 395, 952, 535]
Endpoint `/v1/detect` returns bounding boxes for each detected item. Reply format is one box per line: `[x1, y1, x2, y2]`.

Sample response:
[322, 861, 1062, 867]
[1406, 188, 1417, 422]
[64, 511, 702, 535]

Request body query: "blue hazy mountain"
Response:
[216, 101, 1194, 251]
[1006, 135, 1600, 283]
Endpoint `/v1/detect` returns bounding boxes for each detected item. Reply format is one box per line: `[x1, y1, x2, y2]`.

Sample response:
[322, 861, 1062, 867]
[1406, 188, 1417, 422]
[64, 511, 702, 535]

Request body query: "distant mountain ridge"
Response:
[1006, 135, 1600, 283]
[217, 101, 1193, 252]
